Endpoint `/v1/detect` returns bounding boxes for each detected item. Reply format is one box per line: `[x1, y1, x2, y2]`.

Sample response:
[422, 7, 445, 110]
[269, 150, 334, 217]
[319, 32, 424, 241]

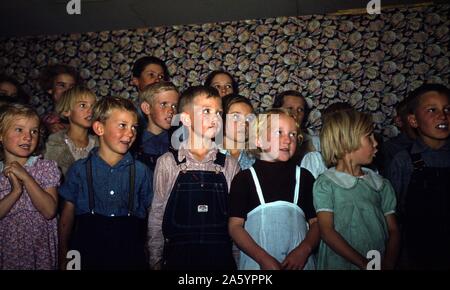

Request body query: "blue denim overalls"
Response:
[161, 149, 236, 270]
[70, 158, 147, 270]
[403, 152, 450, 270]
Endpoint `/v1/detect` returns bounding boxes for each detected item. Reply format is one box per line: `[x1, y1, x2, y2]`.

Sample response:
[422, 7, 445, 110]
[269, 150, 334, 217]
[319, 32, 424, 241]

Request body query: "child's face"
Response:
[408, 92, 450, 148]
[184, 94, 222, 141]
[281, 95, 306, 126]
[49, 73, 76, 103]
[148, 90, 179, 132]
[95, 109, 138, 156]
[225, 102, 253, 143]
[211, 74, 234, 97]
[133, 64, 165, 92]
[1, 116, 40, 161]
[259, 114, 297, 162]
[349, 132, 378, 166]
[64, 95, 96, 129]
[0, 81, 18, 97]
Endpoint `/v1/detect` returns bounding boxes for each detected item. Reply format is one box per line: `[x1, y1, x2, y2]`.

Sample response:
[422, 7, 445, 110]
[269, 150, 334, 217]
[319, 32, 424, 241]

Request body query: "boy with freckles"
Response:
[58, 97, 153, 270]
[148, 86, 240, 270]
[386, 83, 450, 270]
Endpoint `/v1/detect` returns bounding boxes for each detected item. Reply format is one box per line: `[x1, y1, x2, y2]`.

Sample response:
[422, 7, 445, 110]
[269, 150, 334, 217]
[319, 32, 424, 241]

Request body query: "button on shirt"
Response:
[59, 148, 153, 219]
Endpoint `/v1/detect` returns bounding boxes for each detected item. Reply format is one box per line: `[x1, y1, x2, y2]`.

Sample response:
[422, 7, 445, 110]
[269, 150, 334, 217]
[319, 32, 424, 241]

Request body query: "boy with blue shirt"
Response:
[134, 82, 179, 171]
[58, 96, 153, 270]
[386, 83, 450, 270]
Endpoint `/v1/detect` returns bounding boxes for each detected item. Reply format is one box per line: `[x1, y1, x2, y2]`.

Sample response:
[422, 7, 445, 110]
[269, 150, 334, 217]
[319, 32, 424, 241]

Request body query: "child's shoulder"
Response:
[46, 130, 67, 145]
[317, 167, 388, 191]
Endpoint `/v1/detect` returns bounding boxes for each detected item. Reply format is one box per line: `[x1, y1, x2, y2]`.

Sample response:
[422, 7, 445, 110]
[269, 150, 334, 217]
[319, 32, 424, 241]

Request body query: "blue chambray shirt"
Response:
[140, 130, 169, 156]
[59, 147, 153, 219]
[219, 149, 255, 170]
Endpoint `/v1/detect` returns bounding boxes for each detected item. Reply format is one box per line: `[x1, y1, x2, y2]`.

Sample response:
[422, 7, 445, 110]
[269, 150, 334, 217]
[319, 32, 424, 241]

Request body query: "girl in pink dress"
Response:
[0, 103, 61, 270]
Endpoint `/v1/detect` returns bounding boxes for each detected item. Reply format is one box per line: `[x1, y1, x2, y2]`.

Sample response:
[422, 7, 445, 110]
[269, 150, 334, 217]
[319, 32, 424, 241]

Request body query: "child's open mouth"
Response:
[436, 123, 448, 130]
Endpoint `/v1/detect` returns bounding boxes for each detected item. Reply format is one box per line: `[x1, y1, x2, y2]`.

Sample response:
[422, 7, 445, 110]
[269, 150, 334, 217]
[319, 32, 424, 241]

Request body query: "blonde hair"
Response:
[55, 86, 96, 118]
[0, 103, 41, 160]
[249, 108, 301, 158]
[320, 109, 373, 167]
[139, 81, 178, 105]
[91, 96, 137, 123]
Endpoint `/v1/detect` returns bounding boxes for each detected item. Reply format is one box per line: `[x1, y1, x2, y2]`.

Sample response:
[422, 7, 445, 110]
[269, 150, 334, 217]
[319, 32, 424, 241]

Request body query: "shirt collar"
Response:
[323, 167, 384, 191]
[178, 147, 219, 164]
[411, 138, 450, 154]
[0, 155, 40, 172]
[88, 147, 134, 169]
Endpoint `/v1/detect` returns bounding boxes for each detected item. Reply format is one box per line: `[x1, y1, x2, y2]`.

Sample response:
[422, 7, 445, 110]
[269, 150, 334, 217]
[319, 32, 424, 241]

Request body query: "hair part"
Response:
[139, 81, 178, 105]
[407, 83, 450, 114]
[39, 64, 81, 91]
[320, 109, 373, 167]
[55, 86, 96, 118]
[178, 85, 221, 113]
[204, 70, 239, 94]
[132, 56, 170, 80]
[91, 96, 137, 123]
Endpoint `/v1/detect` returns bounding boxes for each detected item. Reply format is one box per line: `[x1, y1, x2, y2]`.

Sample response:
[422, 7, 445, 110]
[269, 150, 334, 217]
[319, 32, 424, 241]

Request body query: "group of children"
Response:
[0, 56, 449, 270]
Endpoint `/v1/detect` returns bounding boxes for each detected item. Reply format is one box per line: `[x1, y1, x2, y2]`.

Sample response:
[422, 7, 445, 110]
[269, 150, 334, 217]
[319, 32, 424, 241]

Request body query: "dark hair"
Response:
[407, 83, 450, 114]
[322, 101, 352, 118]
[132, 56, 170, 80]
[204, 70, 239, 94]
[222, 93, 254, 129]
[272, 90, 310, 129]
[179, 86, 220, 112]
[39, 64, 81, 91]
[0, 74, 30, 104]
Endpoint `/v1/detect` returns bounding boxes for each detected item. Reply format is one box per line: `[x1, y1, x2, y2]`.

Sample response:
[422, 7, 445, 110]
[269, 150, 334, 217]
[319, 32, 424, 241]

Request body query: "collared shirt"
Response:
[219, 149, 255, 170]
[385, 139, 450, 200]
[147, 147, 240, 268]
[59, 147, 153, 219]
[140, 130, 170, 156]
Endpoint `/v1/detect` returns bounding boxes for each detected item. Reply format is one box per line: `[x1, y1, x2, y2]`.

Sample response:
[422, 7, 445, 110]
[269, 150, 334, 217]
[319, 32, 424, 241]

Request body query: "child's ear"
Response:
[92, 121, 105, 136]
[131, 77, 139, 88]
[407, 114, 418, 128]
[62, 110, 70, 118]
[180, 112, 191, 127]
[140, 101, 151, 115]
[47, 88, 53, 96]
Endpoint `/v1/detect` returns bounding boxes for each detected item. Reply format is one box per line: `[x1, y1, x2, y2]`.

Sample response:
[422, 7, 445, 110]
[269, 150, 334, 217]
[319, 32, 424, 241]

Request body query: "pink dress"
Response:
[0, 156, 61, 270]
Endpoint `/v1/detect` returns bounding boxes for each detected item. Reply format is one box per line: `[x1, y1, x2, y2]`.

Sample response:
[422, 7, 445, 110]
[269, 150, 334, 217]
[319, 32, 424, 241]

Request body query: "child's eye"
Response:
[289, 132, 297, 138]
[79, 103, 86, 108]
[15, 128, 22, 132]
[225, 84, 232, 89]
[427, 108, 436, 113]
[444, 107, 450, 114]
[132, 125, 138, 132]
[31, 129, 39, 135]
[202, 108, 210, 114]
[118, 123, 126, 129]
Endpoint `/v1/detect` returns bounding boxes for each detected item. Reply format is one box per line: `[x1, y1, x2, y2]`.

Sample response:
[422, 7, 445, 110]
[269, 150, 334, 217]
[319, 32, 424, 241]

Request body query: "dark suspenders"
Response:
[86, 158, 136, 216]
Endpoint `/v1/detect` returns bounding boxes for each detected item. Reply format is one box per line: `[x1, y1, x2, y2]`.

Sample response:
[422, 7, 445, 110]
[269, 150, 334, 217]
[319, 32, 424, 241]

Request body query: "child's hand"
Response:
[4, 171, 23, 196]
[259, 255, 282, 270]
[282, 245, 311, 270]
[3, 162, 30, 183]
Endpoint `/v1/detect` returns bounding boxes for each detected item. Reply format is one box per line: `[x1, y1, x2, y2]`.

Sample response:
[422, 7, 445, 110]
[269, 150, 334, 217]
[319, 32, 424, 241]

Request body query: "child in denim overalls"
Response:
[147, 86, 240, 270]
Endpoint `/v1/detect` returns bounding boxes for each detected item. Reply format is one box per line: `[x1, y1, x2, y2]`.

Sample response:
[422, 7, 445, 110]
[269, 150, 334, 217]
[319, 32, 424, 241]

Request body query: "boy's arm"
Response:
[228, 217, 282, 270]
[317, 212, 369, 269]
[382, 214, 400, 270]
[58, 200, 75, 270]
[147, 156, 172, 269]
[282, 218, 320, 270]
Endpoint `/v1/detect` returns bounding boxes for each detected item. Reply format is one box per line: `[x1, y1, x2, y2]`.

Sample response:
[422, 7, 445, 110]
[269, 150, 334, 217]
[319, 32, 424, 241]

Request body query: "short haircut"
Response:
[272, 90, 310, 129]
[204, 70, 239, 94]
[39, 64, 81, 91]
[132, 56, 170, 80]
[139, 81, 178, 105]
[55, 86, 96, 117]
[222, 93, 254, 131]
[249, 108, 299, 158]
[178, 86, 221, 113]
[407, 83, 450, 114]
[322, 101, 352, 118]
[91, 96, 137, 123]
[320, 109, 373, 167]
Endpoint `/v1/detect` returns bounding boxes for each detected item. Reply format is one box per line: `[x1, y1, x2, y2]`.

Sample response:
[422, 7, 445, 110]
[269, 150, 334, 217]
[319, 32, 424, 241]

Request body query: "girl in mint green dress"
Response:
[313, 110, 400, 270]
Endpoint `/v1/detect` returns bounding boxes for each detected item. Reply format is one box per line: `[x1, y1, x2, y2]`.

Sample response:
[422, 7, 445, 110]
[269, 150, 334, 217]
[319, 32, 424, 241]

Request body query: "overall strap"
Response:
[214, 151, 226, 167]
[410, 152, 425, 172]
[127, 162, 136, 216]
[293, 166, 301, 204]
[169, 148, 186, 165]
[249, 167, 265, 205]
[86, 158, 95, 214]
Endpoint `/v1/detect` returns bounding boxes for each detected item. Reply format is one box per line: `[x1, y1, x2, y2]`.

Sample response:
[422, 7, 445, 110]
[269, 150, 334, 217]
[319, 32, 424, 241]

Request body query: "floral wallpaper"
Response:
[0, 4, 449, 138]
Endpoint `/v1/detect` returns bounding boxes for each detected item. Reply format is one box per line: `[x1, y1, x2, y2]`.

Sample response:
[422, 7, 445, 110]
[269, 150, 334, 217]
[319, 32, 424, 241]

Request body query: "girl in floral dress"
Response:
[0, 103, 61, 270]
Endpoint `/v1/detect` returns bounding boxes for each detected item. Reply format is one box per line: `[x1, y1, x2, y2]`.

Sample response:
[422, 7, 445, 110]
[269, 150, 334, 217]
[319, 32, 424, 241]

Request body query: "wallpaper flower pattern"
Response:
[0, 4, 449, 138]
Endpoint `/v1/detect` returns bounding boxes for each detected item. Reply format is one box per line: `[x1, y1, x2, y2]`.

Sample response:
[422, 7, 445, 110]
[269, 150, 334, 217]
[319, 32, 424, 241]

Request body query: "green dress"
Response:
[313, 167, 396, 270]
